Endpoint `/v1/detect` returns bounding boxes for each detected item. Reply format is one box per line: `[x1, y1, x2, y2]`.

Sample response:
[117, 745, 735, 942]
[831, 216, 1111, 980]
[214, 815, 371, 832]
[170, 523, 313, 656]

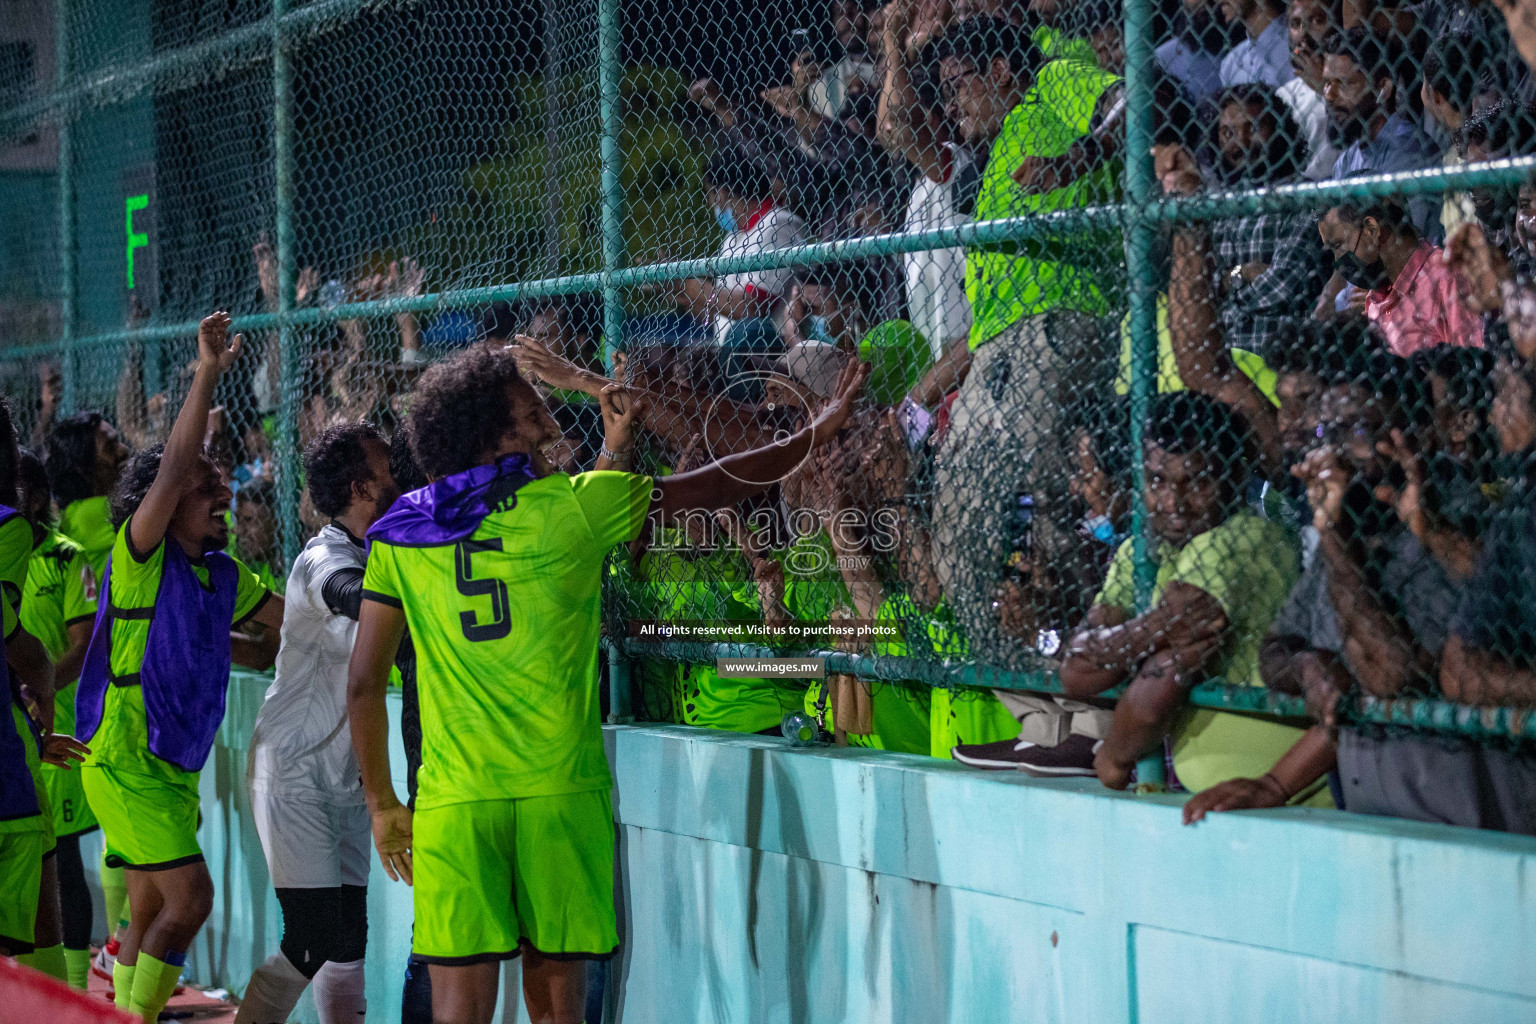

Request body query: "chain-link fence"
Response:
[4, 0, 1536, 788]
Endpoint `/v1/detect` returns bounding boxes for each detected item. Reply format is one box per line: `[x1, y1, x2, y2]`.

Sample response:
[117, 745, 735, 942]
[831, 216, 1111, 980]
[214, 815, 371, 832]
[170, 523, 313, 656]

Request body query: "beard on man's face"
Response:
[1218, 129, 1290, 185]
[1218, 145, 1265, 185]
[1327, 89, 1378, 148]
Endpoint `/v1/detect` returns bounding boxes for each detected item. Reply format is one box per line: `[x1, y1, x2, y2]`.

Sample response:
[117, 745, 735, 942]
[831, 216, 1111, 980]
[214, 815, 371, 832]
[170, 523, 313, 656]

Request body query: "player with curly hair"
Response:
[347, 343, 867, 1024]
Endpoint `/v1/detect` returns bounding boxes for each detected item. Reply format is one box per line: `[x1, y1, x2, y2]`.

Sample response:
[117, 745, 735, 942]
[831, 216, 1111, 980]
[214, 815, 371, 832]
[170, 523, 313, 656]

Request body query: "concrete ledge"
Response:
[605, 724, 1536, 1023]
[178, 677, 1536, 1022]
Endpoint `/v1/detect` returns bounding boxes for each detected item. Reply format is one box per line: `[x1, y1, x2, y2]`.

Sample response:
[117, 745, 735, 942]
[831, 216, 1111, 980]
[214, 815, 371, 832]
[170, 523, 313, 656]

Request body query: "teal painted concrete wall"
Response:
[609, 726, 1536, 1023]
[128, 673, 1536, 1023]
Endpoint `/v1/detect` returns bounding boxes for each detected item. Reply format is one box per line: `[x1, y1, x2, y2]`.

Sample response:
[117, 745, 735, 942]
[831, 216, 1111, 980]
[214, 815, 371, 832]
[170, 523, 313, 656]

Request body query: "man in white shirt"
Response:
[875, 0, 975, 365]
[1219, 0, 1294, 88]
[1421, 31, 1486, 237]
[655, 148, 808, 345]
[1275, 0, 1340, 180]
[235, 423, 399, 1024]
[808, 0, 878, 121]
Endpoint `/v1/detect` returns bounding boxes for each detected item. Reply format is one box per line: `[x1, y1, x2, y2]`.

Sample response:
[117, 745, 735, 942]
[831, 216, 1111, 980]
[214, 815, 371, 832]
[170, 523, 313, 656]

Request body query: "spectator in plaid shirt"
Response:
[1206, 84, 1331, 359]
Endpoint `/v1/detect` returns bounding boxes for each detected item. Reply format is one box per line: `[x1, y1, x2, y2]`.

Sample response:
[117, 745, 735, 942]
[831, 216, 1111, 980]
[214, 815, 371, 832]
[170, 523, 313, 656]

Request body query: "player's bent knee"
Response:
[276, 886, 358, 977]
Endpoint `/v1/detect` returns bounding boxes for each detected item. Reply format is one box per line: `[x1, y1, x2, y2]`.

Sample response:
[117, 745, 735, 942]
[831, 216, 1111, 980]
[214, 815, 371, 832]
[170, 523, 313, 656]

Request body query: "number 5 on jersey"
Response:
[455, 538, 511, 642]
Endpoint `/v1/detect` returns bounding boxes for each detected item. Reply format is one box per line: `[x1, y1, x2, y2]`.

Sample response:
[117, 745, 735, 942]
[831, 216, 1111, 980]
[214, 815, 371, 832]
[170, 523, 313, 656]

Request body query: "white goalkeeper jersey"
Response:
[248, 524, 366, 800]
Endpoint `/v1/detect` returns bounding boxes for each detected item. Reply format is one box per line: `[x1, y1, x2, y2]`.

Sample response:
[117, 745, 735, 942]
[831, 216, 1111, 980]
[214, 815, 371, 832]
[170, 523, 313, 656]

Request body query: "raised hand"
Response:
[883, 0, 912, 47]
[599, 382, 645, 456]
[296, 265, 320, 307]
[1291, 445, 1350, 532]
[1374, 428, 1426, 538]
[38, 362, 62, 413]
[690, 78, 732, 123]
[254, 236, 278, 310]
[809, 359, 872, 447]
[760, 84, 806, 120]
[1152, 143, 1202, 197]
[510, 332, 590, 392]
[906, 0, 952, 55]
[395, 257, 426, 298]
[197, 311, 243, 373]
[1444, 221, 1509, 314]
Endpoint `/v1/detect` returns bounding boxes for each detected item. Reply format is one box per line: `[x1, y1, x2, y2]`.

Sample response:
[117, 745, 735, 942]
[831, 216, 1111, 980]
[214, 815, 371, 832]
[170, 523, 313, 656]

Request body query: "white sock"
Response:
[233, 952, 311, 1024]
[311, 958, 367, 1024]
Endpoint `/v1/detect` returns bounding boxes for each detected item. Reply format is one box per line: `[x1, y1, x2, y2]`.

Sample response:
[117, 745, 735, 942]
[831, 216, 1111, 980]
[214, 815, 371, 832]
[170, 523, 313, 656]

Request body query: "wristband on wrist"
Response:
[600, 443, 633, 462]
[1260, 771, 1291, 802]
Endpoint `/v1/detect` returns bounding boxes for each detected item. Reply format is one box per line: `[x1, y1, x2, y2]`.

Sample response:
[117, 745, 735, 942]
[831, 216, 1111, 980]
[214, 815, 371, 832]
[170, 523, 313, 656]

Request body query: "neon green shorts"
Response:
[82, 764, 202, 870]
[0, 827, 46, 952]
[43, 763, 97, 838]
[413, 789, 618, 963]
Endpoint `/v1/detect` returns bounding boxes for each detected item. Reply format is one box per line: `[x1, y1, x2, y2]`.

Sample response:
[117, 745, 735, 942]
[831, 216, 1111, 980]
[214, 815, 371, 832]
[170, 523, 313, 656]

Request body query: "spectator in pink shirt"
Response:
[1318, 198, 1484, 358]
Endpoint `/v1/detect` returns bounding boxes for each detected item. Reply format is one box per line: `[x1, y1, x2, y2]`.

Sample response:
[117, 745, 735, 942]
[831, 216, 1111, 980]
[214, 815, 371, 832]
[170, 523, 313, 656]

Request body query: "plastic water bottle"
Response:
[781, 711, 820, 746]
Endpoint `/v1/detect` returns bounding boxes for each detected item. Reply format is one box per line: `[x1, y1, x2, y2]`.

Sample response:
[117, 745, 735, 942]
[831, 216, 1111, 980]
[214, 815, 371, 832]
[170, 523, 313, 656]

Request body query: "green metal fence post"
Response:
[273, 0, 302, 570]
[607, 642, 634, 725]
[56, 0, 75, 415]
[597, 0, 634, 723]
[597, 0, 625, 357]
[1122, 0, 1166, 789]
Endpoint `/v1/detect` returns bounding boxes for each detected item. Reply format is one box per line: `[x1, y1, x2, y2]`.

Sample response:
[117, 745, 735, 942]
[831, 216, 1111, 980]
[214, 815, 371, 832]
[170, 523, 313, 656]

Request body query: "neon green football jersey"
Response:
[22, 529, 97, 662]
[21, 529, 98, 741]
[0, 512, 32, 637]
[58, 496, 114, 577]
[362, 471, 652, 809]
[83, 522, 270, 784]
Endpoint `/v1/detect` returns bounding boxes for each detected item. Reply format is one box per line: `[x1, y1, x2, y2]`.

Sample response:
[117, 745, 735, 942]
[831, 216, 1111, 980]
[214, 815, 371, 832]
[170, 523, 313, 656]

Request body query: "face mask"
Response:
[804, 314, 834, 342]
[1080, 513, 1121, 547]
[1335, 225, 1393, 291]
[1336, 252, 1392, 291]
[714, 205, 738, 233]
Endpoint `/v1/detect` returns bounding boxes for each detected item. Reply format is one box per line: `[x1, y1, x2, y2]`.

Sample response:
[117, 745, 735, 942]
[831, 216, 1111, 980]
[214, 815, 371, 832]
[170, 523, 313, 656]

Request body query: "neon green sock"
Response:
[129, 952, 183, 1024]
[16, 942, 67, 982]
[101, 855, 128, 933]
[112, 960, 136, 1010]
[64, 946, 92, 989]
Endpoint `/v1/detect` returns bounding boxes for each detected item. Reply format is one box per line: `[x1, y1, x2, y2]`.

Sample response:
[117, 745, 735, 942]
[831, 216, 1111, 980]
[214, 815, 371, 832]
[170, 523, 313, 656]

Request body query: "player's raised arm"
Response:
[651, 359, 869, 516]
[128, 311, 242, 557]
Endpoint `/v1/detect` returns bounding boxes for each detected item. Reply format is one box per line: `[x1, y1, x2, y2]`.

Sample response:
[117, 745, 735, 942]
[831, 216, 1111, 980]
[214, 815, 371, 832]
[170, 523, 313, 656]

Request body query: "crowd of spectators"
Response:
[556, 0, 1536, 838]
[16, 0, 1536, 843]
